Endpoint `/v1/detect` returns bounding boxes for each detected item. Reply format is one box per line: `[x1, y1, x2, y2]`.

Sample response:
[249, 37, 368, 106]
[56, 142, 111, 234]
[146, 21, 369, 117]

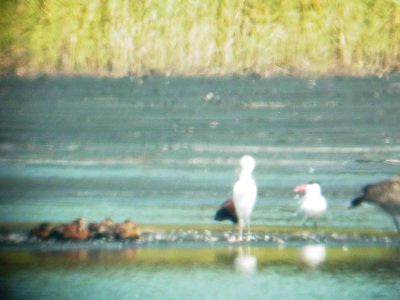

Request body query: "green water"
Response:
[0, 75, 399, 299]
[1, 245, 400, 299]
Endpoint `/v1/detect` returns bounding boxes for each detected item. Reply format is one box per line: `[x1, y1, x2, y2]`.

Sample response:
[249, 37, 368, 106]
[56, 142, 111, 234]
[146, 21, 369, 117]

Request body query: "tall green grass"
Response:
[0, 0, 399, 76]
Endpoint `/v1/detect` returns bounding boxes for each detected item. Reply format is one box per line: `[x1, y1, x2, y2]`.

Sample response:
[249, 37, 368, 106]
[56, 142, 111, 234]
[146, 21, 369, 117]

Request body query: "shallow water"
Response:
[0, 75, 399, 299]
[1, 243, 400, 300]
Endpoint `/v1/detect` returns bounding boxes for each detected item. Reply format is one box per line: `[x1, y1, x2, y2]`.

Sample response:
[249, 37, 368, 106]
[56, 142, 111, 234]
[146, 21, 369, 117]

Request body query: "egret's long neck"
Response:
[239, 168, 253, 180]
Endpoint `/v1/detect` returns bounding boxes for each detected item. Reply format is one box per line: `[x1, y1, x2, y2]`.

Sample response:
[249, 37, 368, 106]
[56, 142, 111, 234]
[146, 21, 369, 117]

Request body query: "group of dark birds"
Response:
[30, 217, 141, 241]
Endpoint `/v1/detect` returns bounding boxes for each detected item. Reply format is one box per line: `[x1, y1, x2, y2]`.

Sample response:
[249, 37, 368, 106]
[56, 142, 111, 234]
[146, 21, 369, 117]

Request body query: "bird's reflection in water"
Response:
[234, 247, 257, 274]
[298, 244, 326, 268]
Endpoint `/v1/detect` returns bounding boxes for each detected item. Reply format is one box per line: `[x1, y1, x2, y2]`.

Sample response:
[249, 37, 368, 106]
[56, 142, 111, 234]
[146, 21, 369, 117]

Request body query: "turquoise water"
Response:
[0, 75, 399, 228]
[0, 75, 400, 299]
[2, 244, 400, 299]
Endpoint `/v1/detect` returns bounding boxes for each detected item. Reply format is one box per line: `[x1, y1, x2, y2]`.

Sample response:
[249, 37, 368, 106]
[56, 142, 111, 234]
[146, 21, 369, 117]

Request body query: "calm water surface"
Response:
[1, 244, 400, 299]
[0, 75, 399, 299]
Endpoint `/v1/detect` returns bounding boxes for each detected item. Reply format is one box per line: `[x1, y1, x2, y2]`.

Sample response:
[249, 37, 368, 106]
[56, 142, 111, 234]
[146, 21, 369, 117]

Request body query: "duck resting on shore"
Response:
[56, 217, 90, 241]
[88, 218, 115, 240]
[115, 220, 142, 240]
[30, 222, 53, 240]
[30, 218, 89, 241]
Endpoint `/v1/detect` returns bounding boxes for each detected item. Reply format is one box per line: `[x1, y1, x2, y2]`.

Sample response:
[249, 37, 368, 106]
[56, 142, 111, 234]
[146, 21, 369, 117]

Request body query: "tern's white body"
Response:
[233, 155, 257, 241]
[295, 183, 327, 227]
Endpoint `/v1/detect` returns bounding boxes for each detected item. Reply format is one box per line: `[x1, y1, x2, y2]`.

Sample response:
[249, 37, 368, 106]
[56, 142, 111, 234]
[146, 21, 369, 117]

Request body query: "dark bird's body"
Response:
[88, 218, 115, 239]
[30, 222, 53, 240]
[60, 217, 90, 241]
[350, 179, 400, 235]
[115, 220, 141, 239]
[30, 218, 90, 241]
[214, 198, 238, 224]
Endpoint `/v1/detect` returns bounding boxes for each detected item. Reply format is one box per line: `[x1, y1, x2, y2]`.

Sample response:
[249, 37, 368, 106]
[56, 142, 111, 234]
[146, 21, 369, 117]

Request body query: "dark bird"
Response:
[30, 222, 53, 240]
[61, 217, 90, 241]
[350, 179, 400, 236]
[88, 218, 115, 239]
[38, 218, 90, 241]
[214, 198, 238, 224]
[115, 220, 141, 239]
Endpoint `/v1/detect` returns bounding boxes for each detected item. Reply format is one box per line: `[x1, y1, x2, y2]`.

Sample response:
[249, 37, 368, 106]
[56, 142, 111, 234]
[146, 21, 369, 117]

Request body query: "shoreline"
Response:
[1, 70, 399, 80]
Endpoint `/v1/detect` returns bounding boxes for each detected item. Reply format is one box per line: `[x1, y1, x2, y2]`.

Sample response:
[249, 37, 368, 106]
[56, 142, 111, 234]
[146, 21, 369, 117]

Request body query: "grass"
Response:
[0, 0, 399, 76]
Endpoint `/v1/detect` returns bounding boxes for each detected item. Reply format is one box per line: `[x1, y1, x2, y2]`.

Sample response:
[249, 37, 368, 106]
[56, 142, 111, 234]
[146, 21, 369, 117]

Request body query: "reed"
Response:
[0, 0, 399, 76]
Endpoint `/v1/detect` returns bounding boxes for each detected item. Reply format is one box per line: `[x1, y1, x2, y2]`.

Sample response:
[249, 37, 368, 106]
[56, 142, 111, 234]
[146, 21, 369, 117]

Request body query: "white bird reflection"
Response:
[298, 244, 326, 268]
[234, 247, 257, 274]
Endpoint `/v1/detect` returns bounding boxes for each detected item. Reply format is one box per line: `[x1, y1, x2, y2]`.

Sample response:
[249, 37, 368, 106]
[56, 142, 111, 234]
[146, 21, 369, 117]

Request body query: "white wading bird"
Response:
[215, 155, 257, 241]
[293, 182, 327, 228]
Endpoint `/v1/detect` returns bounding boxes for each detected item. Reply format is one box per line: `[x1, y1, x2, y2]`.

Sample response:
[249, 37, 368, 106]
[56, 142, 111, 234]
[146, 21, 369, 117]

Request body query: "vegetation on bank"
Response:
[0, 0, 399, 77]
